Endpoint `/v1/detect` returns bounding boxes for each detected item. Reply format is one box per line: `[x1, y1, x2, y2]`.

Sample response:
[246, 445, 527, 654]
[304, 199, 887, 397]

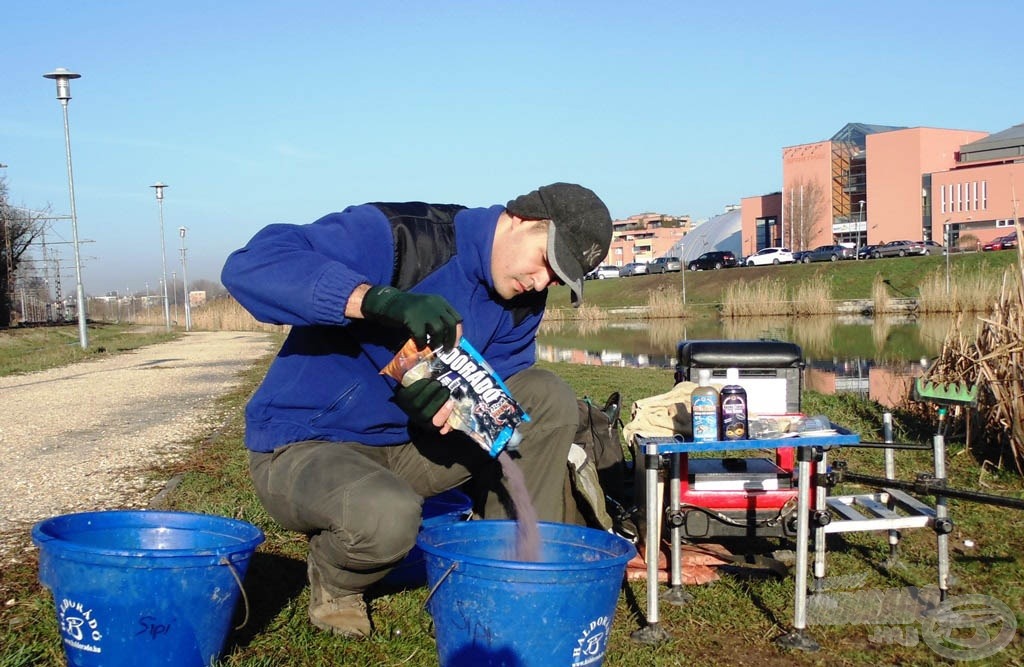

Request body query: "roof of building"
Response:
[830, 122, 907, 147]
[959, 122, 1024, 163]
[668, 208, 742, 263]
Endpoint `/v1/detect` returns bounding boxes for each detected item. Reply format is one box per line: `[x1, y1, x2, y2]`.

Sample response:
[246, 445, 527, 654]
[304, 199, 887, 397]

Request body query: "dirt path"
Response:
[0, 331, 276, 560]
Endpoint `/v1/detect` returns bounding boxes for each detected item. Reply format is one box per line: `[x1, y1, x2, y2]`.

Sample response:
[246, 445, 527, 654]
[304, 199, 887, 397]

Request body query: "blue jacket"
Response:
[221, 203, 546, 452]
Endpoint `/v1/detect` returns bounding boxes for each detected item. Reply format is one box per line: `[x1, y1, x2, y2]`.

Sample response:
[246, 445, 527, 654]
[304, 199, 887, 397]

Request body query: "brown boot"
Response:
[307, 560, 371, 638]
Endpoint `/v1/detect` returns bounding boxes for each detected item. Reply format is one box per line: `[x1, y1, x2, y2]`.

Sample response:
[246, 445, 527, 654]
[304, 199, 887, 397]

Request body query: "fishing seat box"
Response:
[672, 340, 805, 538]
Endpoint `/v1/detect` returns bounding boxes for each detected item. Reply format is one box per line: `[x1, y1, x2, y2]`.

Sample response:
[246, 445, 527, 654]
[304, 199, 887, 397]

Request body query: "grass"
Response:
[3, 347, 1022, 666]
[0, 322, 178, 376]
[545, 249, 1021, 318]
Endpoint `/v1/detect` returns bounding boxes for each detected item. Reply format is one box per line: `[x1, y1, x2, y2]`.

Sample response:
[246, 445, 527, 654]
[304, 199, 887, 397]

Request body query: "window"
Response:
[982, 181, 988, 210]
[972, 182, 978, 211]
[940, 185, 947, 213]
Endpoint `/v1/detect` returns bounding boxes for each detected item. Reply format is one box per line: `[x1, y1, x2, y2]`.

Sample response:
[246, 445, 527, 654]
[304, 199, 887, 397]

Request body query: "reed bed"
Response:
[720, 278, 789, 317]
[791, 280, 833, 316]
[916, 263, 1010, 314]
[923, 250, 1024, 472]
[871, 274, 892, 315]
[646, 286, 685, 318]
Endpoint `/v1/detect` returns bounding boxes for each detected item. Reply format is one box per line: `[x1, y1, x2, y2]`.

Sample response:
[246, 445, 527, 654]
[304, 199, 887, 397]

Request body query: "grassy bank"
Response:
[4, 348, 1022, 666]
[0, 323, 177, 376]
[546, 250, 1020, 318]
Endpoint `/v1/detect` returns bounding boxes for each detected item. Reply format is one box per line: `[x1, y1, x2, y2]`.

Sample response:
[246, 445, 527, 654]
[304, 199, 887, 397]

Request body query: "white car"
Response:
[586, 265, 621, 280]
[745, 247, 796, 266]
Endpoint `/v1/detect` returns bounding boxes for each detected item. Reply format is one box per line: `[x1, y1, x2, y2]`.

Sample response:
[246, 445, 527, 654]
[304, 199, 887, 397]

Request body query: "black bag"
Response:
[570, 392, 636, 540]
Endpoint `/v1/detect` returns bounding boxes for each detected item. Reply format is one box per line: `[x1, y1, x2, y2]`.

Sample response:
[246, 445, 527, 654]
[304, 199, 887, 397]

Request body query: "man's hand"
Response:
[361, 286, 461, 349]
[395, 378, 454, 433]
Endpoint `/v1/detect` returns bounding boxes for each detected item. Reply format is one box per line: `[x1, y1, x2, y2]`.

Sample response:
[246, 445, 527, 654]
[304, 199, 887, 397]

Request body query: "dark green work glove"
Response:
[361, 286, 461, 349]
[395, 378, 451, 429]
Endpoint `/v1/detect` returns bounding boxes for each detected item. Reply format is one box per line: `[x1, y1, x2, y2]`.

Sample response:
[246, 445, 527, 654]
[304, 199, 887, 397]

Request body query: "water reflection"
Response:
[537, 314, 983, 407]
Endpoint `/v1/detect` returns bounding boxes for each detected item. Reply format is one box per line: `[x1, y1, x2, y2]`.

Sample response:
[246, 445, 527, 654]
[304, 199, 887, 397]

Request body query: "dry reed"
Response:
[792, 280, 833, 316]
[646, 286, 684, 319]
[871, 274, 892, 315]
[923, 237, 1024, 472]
[917, 265, 1011, 314]
[721, 278, 789, 317]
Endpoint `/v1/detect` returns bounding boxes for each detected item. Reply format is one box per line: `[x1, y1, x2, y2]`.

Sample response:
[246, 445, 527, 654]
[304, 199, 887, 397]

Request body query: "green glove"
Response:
[395, 378, 451, 429]
[362, 286, 461, 349]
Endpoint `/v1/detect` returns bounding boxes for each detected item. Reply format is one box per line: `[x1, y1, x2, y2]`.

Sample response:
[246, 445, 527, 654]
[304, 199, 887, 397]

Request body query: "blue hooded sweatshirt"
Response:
[221, 203, 546, 452]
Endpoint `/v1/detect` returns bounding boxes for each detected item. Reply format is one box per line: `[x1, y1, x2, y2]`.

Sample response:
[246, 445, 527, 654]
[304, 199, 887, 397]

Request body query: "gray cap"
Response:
[505, 182, 612, 306]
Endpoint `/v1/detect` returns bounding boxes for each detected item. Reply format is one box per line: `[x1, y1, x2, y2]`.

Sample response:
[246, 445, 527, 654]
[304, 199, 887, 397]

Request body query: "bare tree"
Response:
[1, 177, 47, 327]
[784, 177, 826, 251]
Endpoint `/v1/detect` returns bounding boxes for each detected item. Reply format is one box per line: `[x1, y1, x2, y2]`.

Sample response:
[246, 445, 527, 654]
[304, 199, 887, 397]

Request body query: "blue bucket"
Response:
[418, 521, 635, 667]
[382, 488, 473, 589]
[31, 510, 264, 667]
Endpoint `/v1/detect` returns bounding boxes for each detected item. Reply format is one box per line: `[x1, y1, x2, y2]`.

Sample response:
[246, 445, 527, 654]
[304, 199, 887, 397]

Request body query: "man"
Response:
[221, 182, 612, 637]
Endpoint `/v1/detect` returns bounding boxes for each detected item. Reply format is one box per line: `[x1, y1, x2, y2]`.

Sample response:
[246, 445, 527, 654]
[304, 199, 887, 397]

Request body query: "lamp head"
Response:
[43, 68, 81, 101]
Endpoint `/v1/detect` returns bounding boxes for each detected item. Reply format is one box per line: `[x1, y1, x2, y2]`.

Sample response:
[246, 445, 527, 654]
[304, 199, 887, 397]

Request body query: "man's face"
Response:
[491, 218, 561, 301]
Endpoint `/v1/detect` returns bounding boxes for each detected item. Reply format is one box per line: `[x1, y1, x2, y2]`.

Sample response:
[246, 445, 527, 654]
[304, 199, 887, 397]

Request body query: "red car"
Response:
[982, 232, 1019, 251]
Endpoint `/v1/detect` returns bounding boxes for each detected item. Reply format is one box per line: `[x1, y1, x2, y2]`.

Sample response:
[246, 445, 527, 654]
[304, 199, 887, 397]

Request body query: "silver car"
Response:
[871, 240, 925, 258]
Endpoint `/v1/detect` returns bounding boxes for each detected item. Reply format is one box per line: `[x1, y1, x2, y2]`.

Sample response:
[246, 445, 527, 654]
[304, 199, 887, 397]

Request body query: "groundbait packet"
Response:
[381, 338, 530, 457]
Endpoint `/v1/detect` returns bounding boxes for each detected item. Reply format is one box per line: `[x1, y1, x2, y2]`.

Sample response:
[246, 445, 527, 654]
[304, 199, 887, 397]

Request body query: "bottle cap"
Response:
[726, 367, 739, 382]
[698, 369, 712, 384]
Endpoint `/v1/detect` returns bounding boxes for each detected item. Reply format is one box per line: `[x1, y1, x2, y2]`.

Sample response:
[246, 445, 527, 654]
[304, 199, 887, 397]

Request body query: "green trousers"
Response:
[248, 367, 579, 596]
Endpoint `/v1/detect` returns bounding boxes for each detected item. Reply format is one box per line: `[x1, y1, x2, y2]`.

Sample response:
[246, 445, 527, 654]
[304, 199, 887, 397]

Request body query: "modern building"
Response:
[741, 121, 1024, 254]
[606, 212, 693, 268]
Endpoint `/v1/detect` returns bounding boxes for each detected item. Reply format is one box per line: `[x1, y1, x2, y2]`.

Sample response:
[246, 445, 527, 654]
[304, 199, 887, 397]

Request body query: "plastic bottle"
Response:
[691, 369, 720, 443]
[720, 368, 749, 441]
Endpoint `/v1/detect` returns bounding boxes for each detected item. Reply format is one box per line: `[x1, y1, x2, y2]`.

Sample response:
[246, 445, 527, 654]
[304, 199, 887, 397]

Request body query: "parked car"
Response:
[647, 257, 682, 274]
[871, 240, 925, 258]
[803, 244, 855, 263]
[792, 250, 811, 263]
[687, 251, 738, 271]
[982, 232, 1019, 252]
[919, 240, 946, 255]
[857, 244, 879, 259]
[586, 264, 621, 280]
[618, 262, 648, 277]
[745, 247, 795, 266]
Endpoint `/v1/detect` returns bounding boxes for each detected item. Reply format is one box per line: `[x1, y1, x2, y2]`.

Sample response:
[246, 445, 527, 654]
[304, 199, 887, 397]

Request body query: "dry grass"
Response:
[923, 242, 1024, 472]
[721, 278, 789, 317]
[646, 286, 684, 318]
[916, 264, 1011, 314]
[792, 280, 833, 315]
[871, 273, 892, 315]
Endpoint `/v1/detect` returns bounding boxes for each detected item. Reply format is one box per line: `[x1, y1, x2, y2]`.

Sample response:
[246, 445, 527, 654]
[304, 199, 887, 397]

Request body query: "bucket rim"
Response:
[416, 520, 635, 571]
[31, 509, 265, 559]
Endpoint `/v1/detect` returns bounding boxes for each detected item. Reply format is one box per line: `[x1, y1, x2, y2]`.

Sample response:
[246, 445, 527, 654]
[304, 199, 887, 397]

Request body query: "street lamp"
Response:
[172, 270, 179, 324]
[179, 226, 192, 331]
[43, 67, 88, 349]
[150, 182, 172, 331]
[857, 200, 865, 260]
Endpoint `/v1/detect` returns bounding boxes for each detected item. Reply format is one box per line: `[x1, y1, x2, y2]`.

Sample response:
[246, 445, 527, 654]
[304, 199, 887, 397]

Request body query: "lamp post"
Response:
[179, 226, 192, 331]
[43, 67, 88, 349]
[172, 270, 179, 324]
[150, 182, 172, 331]
[857, 200, 865, 260]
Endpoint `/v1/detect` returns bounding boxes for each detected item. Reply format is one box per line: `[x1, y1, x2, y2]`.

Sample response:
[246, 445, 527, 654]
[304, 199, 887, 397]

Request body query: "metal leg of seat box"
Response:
[882, 413, 902, 569]
[663, 453, 692, 605]
[933, 430, 951, 601]
[813, 450, 827, 593]
[631, 441, 671, 644]
[775, 445, 821, 651]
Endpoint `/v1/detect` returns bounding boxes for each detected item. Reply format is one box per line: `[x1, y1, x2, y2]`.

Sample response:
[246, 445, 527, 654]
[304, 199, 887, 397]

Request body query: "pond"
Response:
[537, 314, 981, 408]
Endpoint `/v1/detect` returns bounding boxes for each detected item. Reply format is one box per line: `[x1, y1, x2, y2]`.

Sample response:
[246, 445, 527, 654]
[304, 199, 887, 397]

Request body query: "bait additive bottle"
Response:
[720, 367, 749, 441]
[691, 369, 720, 443]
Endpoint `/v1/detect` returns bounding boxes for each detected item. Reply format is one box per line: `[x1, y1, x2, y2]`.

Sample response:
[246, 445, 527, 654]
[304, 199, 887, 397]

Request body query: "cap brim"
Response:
[548, 227, 584, 307]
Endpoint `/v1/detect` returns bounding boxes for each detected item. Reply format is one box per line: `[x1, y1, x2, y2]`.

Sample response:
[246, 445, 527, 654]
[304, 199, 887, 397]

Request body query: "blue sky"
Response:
[3, 0, 1021, 295]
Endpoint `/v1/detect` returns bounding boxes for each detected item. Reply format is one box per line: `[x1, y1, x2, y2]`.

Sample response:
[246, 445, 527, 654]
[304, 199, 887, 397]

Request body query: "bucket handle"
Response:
[422, 561, 459, 609]
[221, 556, 252, 630]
